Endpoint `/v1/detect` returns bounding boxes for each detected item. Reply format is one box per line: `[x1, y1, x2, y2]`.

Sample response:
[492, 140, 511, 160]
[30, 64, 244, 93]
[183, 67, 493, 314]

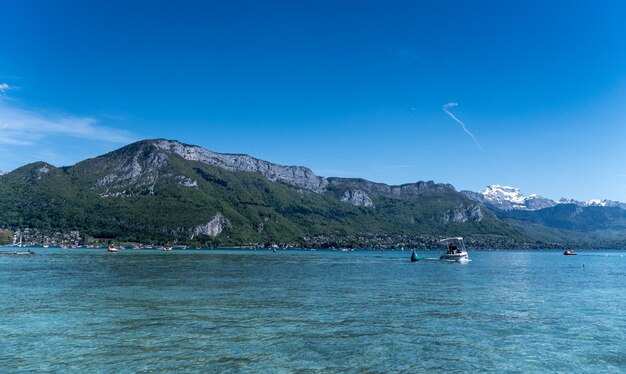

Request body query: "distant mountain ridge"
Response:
[1, 139, 626, 248]
[462, 184, 626, 211]
[152, 139, 329, 193]
[459, 184, 626, 247]
[0, 139, 521, 248]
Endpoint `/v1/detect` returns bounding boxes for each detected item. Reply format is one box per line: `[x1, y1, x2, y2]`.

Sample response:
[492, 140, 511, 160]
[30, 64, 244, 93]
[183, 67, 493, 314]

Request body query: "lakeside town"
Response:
[0, 226, 581, 250]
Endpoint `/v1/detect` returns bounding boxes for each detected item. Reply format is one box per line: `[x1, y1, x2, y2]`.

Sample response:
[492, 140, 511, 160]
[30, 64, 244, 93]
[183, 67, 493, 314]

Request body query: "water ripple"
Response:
[1, 249, 625, 372]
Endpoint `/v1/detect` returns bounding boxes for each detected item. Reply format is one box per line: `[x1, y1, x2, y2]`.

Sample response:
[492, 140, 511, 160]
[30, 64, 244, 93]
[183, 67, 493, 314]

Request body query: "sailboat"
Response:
[439, 237, 469, 262]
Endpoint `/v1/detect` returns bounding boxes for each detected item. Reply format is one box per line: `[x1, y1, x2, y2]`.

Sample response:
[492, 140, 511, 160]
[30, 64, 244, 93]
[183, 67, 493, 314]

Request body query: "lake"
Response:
[1, 248, 625, 372]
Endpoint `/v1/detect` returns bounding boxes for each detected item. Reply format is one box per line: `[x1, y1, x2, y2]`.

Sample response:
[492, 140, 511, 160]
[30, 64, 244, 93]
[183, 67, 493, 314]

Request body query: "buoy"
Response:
[410, 250, 419, 262]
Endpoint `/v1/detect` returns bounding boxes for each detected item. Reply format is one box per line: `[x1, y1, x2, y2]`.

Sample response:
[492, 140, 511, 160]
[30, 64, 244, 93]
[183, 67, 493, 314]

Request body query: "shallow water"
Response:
[1, 248, 625, 372]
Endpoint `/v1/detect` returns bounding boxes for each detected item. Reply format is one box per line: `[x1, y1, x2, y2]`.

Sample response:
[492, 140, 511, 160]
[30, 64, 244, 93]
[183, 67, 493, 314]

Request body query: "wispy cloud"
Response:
[0, 98, 135, 146]
[0, 83, 11, 94]
[442, 102, 482, 149]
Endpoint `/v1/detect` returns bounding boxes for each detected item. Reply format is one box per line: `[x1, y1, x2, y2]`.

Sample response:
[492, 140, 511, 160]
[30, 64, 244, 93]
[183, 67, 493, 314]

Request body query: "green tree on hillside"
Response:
[0, 230, 13, 245]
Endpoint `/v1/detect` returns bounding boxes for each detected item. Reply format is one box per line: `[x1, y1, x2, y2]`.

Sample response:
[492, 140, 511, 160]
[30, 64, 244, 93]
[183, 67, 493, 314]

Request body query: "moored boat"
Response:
[564, 249, 577, 255]
[107, 246, 118, 253]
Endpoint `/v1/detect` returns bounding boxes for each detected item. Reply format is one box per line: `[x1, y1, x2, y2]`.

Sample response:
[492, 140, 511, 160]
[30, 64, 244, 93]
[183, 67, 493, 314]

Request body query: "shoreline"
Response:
[3, 245, 626, 251]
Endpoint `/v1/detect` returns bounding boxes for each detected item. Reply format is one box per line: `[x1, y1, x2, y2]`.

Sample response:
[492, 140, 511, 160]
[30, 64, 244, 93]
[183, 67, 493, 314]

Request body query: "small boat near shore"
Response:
[107, 246, 118, 253]
[439, 237, 469, 262]
[564, 249, 577, 255]
[0, 250, 35, 255]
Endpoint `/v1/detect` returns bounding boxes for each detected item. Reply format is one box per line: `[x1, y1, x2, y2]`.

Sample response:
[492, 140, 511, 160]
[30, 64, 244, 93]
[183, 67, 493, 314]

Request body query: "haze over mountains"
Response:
[1, 139, 626, 248]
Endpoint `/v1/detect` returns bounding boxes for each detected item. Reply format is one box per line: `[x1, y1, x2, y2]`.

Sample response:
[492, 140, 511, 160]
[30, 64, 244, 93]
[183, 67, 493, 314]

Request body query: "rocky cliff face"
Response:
[329, 178, 455, 198]
[441, 205, 484, 224]
[87, 143, 177, 197]
[340, 189, 374, 207]
[459, 190, 484, 204]
[190, 213, 230, 238]
[154, 139, 328, 193]
[84, 140, 462, 204]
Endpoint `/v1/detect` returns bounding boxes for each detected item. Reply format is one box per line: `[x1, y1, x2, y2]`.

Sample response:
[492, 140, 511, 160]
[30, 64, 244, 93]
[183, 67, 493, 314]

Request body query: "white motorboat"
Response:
[439, 237, 469, 261]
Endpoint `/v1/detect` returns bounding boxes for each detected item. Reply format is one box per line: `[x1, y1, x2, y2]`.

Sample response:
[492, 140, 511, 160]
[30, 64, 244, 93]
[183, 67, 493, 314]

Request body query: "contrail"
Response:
[442, 102, 482, 149]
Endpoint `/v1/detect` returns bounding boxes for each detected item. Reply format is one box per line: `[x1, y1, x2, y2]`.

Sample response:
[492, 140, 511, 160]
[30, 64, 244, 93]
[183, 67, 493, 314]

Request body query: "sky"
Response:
[1, 0, 626, 201]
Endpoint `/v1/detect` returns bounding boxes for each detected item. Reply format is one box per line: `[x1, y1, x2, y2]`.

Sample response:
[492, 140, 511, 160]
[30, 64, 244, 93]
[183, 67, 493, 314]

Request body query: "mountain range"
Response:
[1, 139, 625, 248]
[461, 184, 626, 211]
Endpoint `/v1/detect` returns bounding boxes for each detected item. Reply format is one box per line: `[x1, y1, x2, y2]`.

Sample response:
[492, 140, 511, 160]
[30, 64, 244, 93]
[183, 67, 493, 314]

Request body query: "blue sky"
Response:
[1, 1, 626, 200]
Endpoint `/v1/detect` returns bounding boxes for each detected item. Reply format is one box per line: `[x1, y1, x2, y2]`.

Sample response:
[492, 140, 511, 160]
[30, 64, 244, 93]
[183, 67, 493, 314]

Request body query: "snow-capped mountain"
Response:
[462, 185, 556, 211]
[558, 198, 626, 209]
[462, 185, 626, 211]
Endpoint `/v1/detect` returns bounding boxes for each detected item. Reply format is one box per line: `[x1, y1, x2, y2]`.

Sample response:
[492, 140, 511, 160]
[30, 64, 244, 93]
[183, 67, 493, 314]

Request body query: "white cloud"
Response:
[0, 98, 135, 146]
[0, 83, 11, 93]
[442, 102, 482, 149]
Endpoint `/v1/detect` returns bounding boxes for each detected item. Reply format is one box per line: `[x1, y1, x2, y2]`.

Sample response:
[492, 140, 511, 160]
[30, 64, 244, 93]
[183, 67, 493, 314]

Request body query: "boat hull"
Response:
[439, 252, 469, 261]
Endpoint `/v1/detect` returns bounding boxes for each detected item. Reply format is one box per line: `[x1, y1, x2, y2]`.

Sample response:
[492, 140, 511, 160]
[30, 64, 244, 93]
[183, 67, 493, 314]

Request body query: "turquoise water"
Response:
[1, 248, 625, 372]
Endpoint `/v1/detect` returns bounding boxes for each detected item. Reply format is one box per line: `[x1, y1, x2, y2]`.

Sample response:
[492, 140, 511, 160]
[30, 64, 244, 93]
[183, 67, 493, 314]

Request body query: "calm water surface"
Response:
[1, 248, 625, 373]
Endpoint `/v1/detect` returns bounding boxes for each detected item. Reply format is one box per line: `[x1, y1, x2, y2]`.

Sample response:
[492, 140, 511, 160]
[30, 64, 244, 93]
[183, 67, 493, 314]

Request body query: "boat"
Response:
[564, 249, 577, 256]
[0, 250, 35, 255]
[107, 246, 118, 253]
[410, 250, 419, 262]
[162, 247, 172, 251]
[439, 237, 469, 262]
